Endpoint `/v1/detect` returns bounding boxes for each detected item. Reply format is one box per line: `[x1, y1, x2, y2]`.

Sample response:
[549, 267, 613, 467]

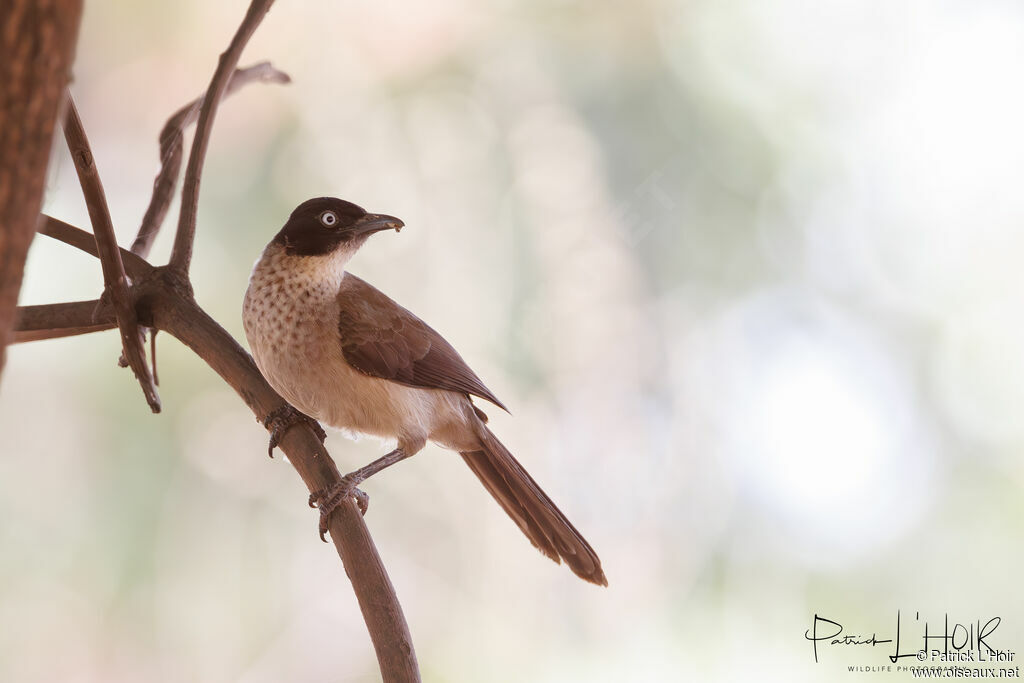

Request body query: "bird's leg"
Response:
[263, 405, 326, 458]
[308, 478, 370, 540]
[308, 446, 414, 540]
[344, 446, 417, 487]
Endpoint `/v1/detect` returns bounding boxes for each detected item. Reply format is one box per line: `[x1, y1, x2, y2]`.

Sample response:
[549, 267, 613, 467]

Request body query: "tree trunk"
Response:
[0, 0, 83, 376]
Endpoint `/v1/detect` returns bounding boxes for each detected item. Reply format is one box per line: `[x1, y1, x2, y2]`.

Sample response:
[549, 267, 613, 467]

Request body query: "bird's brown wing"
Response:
[336, 274, 508, 411]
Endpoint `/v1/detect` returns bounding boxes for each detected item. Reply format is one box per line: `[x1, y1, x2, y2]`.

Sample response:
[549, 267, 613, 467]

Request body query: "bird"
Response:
[242, 197, 607, 586]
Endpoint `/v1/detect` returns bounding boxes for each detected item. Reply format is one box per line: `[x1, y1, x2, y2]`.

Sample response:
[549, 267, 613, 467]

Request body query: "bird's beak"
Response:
[355, 213, 404, 236]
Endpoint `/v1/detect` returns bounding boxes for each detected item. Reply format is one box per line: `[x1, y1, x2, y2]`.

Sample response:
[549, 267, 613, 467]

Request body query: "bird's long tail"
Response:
[460, 427, 607, 586]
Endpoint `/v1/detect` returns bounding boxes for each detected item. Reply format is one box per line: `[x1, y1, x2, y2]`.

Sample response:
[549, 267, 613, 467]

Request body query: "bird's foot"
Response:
[262, 405, 326, 458]
[308, 477, 369, 541]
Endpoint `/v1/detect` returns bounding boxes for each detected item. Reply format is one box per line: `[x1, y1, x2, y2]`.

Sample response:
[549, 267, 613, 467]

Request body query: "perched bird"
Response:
[242, 197, 607, 585]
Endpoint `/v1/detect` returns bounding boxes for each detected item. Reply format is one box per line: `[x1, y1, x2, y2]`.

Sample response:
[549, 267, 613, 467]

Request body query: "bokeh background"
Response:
[3, 1, 1024, 680]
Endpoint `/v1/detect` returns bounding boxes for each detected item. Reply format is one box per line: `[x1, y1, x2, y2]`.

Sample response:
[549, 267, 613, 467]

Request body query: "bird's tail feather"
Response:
[459, 428, 607, 586]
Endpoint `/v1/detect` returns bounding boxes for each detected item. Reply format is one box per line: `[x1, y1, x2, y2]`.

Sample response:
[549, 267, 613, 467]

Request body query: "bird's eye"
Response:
[319, 211, 338, 227]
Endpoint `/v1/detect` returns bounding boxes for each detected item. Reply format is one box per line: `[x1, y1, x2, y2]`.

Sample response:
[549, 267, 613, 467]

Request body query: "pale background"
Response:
[3, 1, 1024, 681]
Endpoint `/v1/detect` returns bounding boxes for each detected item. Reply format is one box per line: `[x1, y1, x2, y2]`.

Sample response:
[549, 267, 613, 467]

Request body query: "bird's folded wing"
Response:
[336, 273, 508, 411]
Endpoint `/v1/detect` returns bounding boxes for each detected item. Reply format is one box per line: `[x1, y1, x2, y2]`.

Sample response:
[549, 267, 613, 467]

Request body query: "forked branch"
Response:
[62, 97, 160, 412]
[132, 61, 290, 258]
[145, 279, 421, 681]
[9, 1, 423, 679]
[9, 0, 423, 679]
[12, 213, 150, 344]
[169, 0, 277, 275]
[16, 216, 422, 681]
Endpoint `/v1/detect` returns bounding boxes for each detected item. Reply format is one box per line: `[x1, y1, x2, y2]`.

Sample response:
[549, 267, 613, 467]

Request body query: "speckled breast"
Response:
[242, 248, 344, 420]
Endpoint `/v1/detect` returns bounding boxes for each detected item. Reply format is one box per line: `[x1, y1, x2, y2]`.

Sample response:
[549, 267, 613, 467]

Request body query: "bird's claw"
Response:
[263, 405, 326, 458]
[352, 488, 370, 516]
[309, 477, 369, 541]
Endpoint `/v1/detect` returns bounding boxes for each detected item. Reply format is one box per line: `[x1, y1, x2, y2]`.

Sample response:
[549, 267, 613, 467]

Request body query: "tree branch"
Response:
[8, 2, 423, 677]
[169, 0, 277, 275]
[140, 273, 421, 682]
[39, 214, 153, 277]
[12, 299, 114, 343]
[132, 61, 290, 258]
[25, 214, 422, 680]
[62, 97, 161, 412]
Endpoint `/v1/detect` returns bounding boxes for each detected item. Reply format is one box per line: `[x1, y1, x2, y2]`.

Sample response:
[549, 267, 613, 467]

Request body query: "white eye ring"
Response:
[319, 211, 338, 227]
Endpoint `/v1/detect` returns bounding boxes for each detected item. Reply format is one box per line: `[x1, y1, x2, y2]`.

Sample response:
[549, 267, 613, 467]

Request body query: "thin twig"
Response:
[169, 0, 277, 275]
[23, 217, 148, 344]
[150, 329, 159, 385]
[39, 214, 153, 277]
[62, 96, 161, 413]
[132, 61, 290, 258]
[12, 299, 114, 343]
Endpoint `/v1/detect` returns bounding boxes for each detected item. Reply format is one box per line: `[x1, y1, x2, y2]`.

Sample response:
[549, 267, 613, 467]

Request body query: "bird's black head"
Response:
[273, 197, 404, 256]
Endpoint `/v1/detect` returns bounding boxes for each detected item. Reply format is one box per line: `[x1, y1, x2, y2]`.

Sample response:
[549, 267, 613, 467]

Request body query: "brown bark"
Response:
[132, 61, 289, 258]
[0, 0, 83, 375]
[13, 252, 422, 681]
[13, 299, 113, 343]
[170, 0, 276, 275]
[143, 275, 422, 681]
[3, 1, 422, 678]
[62, 96, 161, 411]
